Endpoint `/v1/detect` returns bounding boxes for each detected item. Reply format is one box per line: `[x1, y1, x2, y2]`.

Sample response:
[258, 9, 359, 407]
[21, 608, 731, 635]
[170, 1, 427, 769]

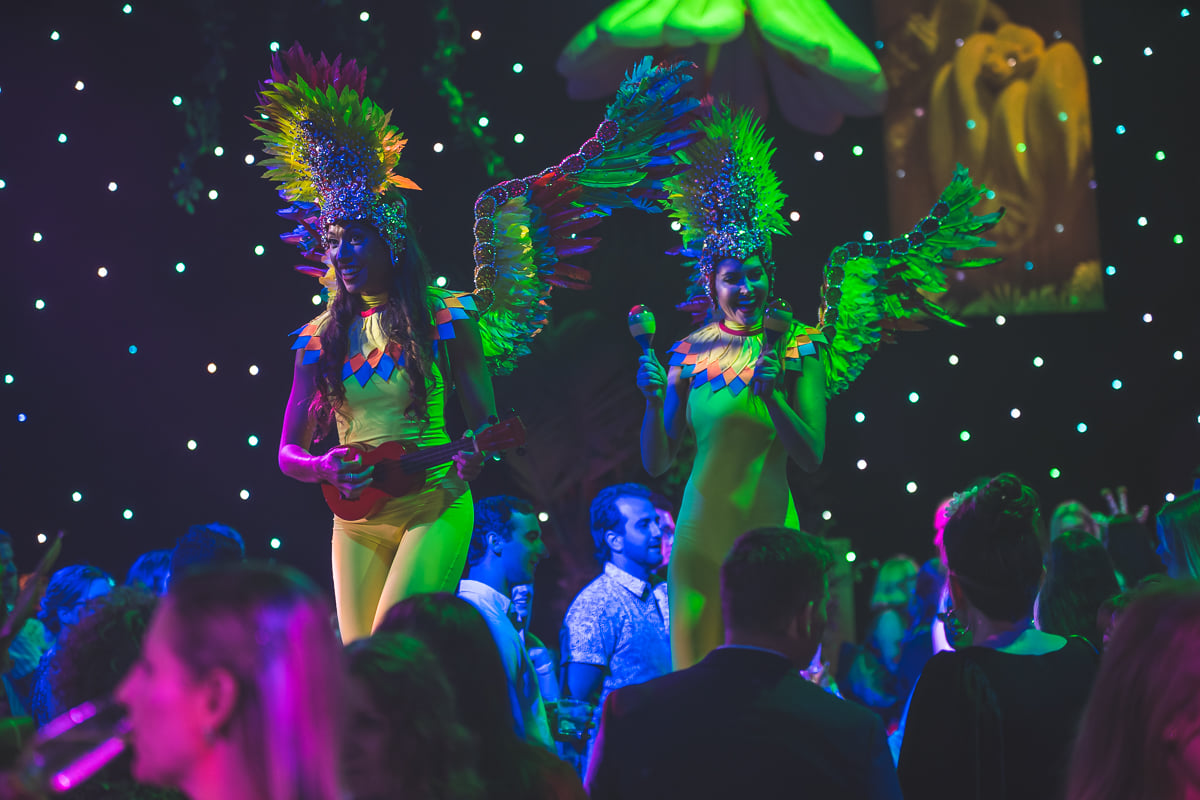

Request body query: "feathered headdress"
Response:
[250, 43, 420, 295]
[663, 103, 789, 316]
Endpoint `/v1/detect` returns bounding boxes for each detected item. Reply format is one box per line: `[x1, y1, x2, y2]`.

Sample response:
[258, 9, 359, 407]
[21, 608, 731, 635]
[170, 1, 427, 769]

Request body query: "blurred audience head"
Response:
[1103, 515, 1164, 588]
[1156, 490, 1200, 579]
[1037, 531, 1120, 648]
[168, 523, 246, 587]
[721, 527, 834, 667]
[589, 483, 662, 577]
[115, 563, 344, 800]
[378, 593, 538, 796]
[943, 473, 1045, 624]
[377, 594, 512, 739]
[650, 492, 676, 567]
[909, 558, 948, 628]
[37, 586, 157, 726]
[467, 496, 543, 587]
[1051, 500, 1101, 541]
[38, 565, 115, 639]
[126, 550, 172, 596]
[869, 556, 919, 611]
[1066, 580, 1200, 800]
[343, 632, 482, 800]
[0, 530, 17, 606]
[1096, 574, 1170, 648]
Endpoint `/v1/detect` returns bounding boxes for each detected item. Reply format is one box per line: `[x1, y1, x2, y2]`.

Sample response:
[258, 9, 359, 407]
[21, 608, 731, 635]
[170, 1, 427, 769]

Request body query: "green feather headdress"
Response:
[663, 104, 789, 312]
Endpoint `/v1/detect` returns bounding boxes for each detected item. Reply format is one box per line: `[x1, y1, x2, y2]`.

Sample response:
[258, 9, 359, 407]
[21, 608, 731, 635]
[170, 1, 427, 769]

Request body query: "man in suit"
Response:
[585, 526, 903, 800]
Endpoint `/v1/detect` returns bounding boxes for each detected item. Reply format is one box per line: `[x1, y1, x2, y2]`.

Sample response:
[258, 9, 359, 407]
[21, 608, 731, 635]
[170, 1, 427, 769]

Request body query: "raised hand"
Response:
[752, 348, 783, 397]
[637, 352, 667, 402]
[1098, 485, 1151, 526]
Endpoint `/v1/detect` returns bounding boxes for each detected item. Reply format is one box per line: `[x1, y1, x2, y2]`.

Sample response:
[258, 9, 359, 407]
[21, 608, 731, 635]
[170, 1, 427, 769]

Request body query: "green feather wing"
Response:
[819, 165, 1004, 397]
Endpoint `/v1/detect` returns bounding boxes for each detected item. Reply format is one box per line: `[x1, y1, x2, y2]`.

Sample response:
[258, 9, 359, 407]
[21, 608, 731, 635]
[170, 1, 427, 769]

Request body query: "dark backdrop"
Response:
[1, 0, 1194, 643]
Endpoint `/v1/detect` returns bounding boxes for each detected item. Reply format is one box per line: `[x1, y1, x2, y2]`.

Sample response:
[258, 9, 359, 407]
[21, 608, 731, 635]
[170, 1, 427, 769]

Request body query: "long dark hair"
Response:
[344, 633, 483, 800]
[377, 594, 553, 800]
[1037, 532, 1120, 647]
[311, 229, 436, 438]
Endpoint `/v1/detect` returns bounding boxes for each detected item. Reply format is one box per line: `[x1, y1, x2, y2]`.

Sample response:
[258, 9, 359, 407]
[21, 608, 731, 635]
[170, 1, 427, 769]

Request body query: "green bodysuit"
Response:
[667, 318, 826, 668]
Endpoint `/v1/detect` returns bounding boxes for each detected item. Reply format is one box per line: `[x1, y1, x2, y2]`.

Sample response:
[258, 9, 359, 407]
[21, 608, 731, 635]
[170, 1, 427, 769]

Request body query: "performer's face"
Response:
[326, 221, 392, 296]
[713, 256, 769, 326]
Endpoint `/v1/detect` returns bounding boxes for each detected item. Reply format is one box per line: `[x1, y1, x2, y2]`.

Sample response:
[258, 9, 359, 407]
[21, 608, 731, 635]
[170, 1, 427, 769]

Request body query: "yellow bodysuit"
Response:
[667, 318, 826, 668]
[290, 288, 477, 642]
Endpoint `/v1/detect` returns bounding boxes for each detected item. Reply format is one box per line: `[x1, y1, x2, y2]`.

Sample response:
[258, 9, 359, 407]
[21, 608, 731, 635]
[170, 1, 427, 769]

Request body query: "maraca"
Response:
[628, 305, 656, 354]
[753, 299, 793, 396]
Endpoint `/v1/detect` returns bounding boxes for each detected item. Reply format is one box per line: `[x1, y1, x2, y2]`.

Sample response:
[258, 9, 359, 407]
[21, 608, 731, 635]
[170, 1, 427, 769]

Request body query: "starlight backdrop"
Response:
[0, 1, 1194, 637]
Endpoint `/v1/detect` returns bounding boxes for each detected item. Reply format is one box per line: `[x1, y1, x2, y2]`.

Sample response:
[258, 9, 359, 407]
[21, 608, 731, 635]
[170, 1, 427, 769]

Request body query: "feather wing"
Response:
[818, 164, 1005, 397]
[471, 57, 702, 375]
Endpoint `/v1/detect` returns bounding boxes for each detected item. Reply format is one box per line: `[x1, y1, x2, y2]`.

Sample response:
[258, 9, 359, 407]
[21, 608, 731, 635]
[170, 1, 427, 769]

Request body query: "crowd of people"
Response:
[0, 481, 1196, 799]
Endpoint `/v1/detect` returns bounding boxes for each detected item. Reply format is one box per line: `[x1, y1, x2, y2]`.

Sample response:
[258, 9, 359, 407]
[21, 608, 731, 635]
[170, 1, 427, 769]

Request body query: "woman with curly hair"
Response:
[343, 633, 483, 800]
[37, 566, 114, 644]
[32, 587, 156, 726]
[30, 587, 184, 800]
[898, 473, 1100, 800]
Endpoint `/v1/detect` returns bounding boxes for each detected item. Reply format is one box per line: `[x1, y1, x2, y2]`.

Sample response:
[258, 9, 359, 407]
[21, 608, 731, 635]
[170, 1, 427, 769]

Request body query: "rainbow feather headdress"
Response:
[663, 103, 789, 315]
[251, 44, 420, 293]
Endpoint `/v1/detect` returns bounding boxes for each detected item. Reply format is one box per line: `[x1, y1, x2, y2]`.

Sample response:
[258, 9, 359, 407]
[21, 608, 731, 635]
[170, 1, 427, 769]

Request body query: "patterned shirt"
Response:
[457, 580, 553, 748]
[560, 562, 672, 722]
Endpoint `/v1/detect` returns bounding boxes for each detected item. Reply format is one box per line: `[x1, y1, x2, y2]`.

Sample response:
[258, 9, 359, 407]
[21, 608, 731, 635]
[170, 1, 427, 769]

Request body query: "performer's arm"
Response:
[446, 315, 498, 480]
[760, 349, 826, 472]
[638, 354, 689, 477]
[446, 314, 498, 430]
[278, 350, 372, 497]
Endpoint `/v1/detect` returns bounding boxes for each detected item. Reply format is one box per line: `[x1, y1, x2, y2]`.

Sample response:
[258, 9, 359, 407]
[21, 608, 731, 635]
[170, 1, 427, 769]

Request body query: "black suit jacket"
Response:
[586, 647, 903, 800]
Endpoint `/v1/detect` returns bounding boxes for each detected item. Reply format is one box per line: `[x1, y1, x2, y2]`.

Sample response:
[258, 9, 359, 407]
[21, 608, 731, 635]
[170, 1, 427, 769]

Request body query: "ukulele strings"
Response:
[400, 439, 474, 471]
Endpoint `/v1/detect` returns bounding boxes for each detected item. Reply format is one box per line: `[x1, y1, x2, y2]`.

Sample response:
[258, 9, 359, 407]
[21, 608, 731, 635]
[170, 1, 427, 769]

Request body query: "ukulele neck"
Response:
[398, 437, 474, 472]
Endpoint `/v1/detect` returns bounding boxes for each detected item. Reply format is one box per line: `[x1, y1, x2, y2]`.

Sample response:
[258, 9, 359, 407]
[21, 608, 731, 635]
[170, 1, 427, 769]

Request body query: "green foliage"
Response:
[421, 0, 511, 179]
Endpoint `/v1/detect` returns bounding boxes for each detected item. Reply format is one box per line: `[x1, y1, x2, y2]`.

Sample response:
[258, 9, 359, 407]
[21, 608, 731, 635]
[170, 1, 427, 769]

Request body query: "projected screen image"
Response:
[875, 0, 1101, 315]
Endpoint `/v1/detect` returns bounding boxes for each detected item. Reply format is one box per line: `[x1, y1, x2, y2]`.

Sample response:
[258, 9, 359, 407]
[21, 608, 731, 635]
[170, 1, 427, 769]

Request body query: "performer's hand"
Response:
[321, 447, 374, 500]
[453, 449, 485, 481]
[752, 349, 783, 397]
[637, 352, 667, 402]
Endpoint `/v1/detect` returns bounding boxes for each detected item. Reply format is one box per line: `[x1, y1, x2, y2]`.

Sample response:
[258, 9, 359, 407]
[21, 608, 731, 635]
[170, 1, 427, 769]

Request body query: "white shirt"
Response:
[458, 579, 553, 748]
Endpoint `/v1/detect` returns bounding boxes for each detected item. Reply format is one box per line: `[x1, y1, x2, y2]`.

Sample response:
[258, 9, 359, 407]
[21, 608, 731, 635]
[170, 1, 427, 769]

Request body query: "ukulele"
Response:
[322, 415, 526, 520]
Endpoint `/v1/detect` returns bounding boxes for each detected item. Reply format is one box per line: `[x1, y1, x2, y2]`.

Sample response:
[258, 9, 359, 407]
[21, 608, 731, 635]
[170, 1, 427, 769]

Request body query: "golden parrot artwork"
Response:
[876, 0, 1102, 314]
